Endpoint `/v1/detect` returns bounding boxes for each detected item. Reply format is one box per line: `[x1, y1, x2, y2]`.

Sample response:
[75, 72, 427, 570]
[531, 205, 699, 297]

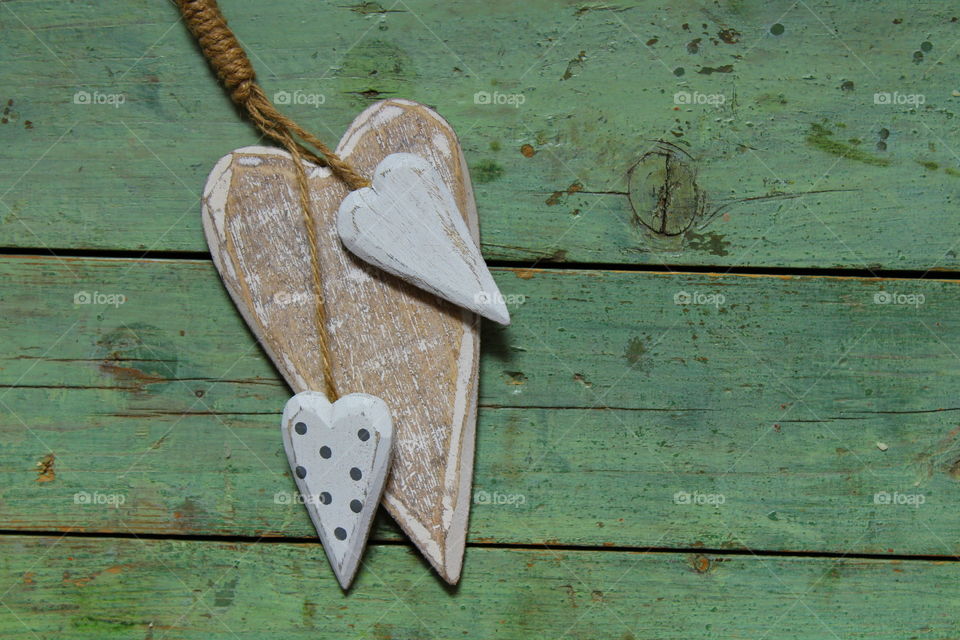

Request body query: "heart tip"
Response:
[477, 304, 511, 326]
[333, 559, 362, 590]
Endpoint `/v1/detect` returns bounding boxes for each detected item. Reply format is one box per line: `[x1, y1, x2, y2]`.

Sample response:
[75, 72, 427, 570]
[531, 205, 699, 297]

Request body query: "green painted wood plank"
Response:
[2, 255, 960, 555]
[0, 535, 958, 639]
[2, 1, 960, 268]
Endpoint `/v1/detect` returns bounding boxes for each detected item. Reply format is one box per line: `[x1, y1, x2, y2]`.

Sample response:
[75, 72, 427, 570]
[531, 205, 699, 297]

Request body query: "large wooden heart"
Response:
[201, 99, 480, 583]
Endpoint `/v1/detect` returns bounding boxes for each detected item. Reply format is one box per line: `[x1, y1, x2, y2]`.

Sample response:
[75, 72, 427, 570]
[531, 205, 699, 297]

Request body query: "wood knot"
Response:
[627, 141, 706, 237]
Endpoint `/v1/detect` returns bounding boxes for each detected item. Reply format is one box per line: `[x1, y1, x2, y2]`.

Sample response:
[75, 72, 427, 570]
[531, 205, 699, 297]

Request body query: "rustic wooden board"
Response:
[3, 0, 960, 270]
[1, 535, 958, 639]
[2, 255, 960, 556]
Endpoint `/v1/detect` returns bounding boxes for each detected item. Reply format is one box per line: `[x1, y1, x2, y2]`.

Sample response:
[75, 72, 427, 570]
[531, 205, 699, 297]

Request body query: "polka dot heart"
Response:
[281, 391, 394, 589]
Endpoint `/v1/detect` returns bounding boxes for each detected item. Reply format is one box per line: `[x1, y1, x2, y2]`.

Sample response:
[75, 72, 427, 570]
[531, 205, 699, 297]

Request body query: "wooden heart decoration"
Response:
[201, 99, 481, 584]
[281, 391, 393, 589]
[338, 152, 510, 325]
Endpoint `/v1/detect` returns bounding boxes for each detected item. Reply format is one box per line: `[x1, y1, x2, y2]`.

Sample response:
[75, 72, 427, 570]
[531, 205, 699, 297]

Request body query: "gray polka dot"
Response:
[295, 466, 307, 479]
[350, 499, 363, 513]
[320, 492, 331, 505]
[320, 446, 331, 459]
[350, 467, 362, 481]
[334, 527, 347, 540]
[294, 421, 307, 435]
[357, 428, 370, 442]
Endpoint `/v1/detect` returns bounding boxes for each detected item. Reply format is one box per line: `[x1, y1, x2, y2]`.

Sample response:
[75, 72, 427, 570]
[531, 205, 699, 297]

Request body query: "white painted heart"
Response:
[281, 391, 393, 589]
[337, 152, 511, 325]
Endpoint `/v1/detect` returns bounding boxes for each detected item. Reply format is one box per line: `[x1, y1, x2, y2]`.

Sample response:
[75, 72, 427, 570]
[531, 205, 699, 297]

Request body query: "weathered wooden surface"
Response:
[203, 98, 483, 582]
[1, 535, 957, 639]
[3, 0, 960, 269]
[2, 255, 959, 557]
[4, 0, 960, 636]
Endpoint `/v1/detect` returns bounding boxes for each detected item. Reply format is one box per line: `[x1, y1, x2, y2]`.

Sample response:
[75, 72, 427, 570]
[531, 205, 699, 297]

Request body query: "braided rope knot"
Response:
[177, 0, 374, 401]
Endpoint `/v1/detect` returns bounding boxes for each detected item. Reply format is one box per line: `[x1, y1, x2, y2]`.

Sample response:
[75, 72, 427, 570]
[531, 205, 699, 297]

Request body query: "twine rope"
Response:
[176, 0, 364, 400]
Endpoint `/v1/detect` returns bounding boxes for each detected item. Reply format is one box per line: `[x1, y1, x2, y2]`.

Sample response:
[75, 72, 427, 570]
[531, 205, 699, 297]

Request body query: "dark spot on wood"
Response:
[562, 50, 587, 80]
[771, 23, 785, 35]
[504, 371, 527, 385]
[646, 38, 658, 46]
[471, 159, 504, 183]
[840, 80, 855, 92]
[690, 554, 711, 573]
[948, 458, 960, 480]
[686, 38, 702, 54]
[545, 181, 583, 205]
[697, 64, 734, 74]
[36, 453, 55, 483]
[520, 144, 536, 158]
[627, 142, 706, 236]
[346, 1, 405, 14]
[213, 577, 238, 608]
[346, 88, 393, 100]
[573, 4, 630, 16]
[684, 230, 730, 256]
[624, 337, 645, 366]
[717, 28, 740, 44]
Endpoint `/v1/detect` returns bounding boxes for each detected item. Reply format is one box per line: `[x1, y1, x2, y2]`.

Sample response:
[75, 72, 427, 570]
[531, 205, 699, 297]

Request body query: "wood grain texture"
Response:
[338, 152, 510, 324]
[281, 391, 393, 589]
[2, 255, 960, 557]
[1, 535, 958, 639]
[3, 0, 960, 270]
[202, 99, 481, 583]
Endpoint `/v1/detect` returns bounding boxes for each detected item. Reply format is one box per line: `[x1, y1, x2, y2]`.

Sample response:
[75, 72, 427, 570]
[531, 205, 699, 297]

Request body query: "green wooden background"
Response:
[2, 0, 959, 637]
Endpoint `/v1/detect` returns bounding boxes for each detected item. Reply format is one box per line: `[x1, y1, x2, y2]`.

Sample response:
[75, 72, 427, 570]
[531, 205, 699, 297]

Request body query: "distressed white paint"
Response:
[200, 100, 481, 584]
[338, 153, 510, 325]
[281, 391, 393, 589]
